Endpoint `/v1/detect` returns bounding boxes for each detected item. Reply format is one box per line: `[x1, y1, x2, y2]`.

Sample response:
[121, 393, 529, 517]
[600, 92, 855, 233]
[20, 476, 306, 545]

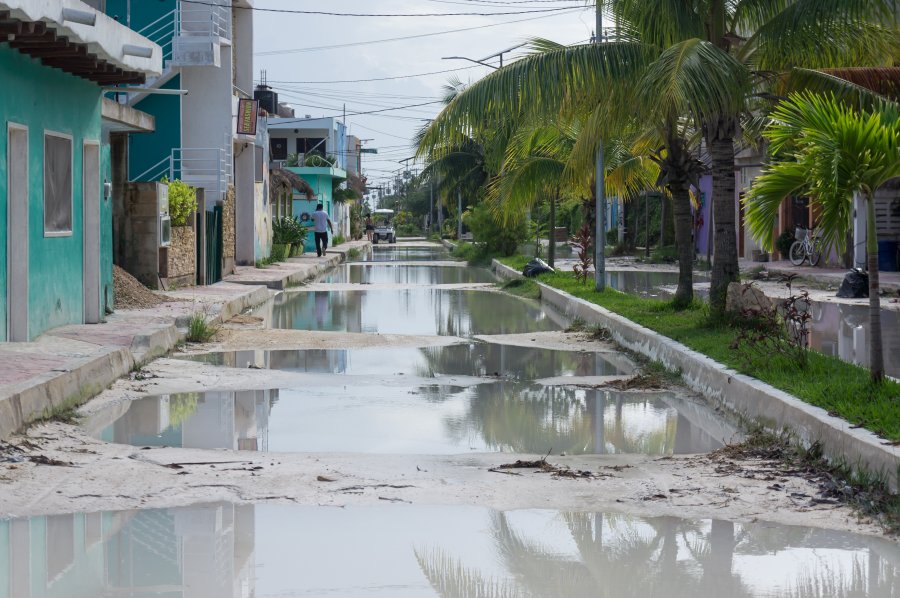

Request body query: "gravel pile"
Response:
[114, 266, 173, 310]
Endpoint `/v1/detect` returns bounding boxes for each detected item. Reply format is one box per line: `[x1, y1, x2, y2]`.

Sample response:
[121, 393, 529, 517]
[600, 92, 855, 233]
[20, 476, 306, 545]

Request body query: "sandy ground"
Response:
[0, 244, 892, 541]
[0, 333, 886, 540]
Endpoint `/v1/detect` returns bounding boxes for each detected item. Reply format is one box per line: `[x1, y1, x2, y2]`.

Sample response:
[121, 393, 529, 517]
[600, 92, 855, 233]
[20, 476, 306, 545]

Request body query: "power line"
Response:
[267, 100, 444, 126]
[181, 0, 578, 17]
[256, 65, 481, 85]
[254, 8, 586, 55]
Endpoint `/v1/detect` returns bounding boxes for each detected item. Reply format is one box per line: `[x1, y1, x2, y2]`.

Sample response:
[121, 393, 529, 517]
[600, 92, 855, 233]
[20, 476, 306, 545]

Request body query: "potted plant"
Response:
[271, 217, 292, 261]
[289, 216, 308, 257]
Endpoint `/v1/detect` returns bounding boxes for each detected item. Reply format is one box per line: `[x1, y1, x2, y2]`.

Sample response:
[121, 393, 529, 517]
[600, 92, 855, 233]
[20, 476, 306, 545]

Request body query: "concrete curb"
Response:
[492, 259, 899, 489]
[230, 241, 370, 290]
[0, 348, 134, 439]
[0, 243, 375, 439]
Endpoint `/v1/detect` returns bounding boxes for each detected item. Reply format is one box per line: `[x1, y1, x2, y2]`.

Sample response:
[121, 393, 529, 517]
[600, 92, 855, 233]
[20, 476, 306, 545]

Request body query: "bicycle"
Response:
[789, 226, 822, 266]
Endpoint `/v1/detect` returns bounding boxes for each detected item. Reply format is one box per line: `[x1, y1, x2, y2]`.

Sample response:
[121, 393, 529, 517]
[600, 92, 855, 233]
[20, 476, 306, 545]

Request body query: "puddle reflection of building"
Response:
[808, 302, 900, 378]
[0, 503, 255, 598]
[109, 389, 278, 452]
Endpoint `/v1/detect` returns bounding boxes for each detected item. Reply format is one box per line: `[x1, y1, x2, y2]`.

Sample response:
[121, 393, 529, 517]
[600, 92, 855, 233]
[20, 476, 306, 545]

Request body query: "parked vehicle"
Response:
[372, 209, 396, 244]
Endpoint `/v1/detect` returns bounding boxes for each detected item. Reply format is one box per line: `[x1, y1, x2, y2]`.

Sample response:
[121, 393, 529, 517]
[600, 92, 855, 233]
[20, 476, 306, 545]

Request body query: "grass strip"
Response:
[498, 256, 900, 442]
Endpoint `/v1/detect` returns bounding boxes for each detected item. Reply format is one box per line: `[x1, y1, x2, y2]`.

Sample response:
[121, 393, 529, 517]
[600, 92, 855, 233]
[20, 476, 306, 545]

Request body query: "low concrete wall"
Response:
[161, 225, 196, 287]
[492, 259, 899, 489]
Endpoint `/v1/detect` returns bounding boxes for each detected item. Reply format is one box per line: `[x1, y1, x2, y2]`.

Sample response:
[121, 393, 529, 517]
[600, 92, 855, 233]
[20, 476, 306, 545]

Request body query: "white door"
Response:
[83, 141, 101, 324]
[7, 124, 28, 341]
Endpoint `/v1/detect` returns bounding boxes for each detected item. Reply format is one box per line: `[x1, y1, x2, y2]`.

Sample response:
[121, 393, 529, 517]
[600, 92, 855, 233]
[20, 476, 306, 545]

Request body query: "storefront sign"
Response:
[237, 99, 259, 135]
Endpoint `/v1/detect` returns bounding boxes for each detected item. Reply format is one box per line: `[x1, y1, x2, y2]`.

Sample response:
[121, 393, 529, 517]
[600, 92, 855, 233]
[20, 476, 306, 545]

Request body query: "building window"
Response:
[44, 132, 73, 236]
[271, 137, 288, 160]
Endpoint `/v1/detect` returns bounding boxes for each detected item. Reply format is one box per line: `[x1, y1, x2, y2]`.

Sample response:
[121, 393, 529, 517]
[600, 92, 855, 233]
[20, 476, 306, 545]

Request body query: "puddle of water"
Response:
[318, 263, 497, 285]
[91, 384, 735, 455]
[179, 343, 634, 379]
[352, 246, 451, 262]
[272, 289, 564, 336]
[606, 270, 710, 298]
[808, 301, 900, 379]
[2, 503, 896, 598]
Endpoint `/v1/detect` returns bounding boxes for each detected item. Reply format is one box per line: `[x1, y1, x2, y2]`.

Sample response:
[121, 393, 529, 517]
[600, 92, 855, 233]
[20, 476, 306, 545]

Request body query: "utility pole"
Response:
[429, 178, 434, 234]
[457, 188, 463, 240]
[594, 1, 606, 291]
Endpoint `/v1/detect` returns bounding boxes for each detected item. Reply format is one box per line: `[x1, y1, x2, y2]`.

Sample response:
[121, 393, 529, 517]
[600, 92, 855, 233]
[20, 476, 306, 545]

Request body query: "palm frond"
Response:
[637, 38, 750, 123]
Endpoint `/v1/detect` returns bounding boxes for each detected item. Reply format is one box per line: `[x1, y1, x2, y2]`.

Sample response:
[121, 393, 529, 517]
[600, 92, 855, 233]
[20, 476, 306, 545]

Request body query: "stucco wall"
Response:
[130, 75, 182, 181]
[0, 46, 107, 339]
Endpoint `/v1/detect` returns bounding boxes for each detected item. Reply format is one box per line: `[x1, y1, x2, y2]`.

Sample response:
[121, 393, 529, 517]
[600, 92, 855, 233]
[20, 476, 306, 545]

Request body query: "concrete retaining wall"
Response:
[492, 259, 899, 489]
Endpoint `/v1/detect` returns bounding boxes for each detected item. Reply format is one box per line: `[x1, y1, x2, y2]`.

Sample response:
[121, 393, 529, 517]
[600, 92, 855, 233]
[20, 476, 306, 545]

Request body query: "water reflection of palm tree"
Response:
[417, 512, 757, 597]
[449, 385, 679, 455]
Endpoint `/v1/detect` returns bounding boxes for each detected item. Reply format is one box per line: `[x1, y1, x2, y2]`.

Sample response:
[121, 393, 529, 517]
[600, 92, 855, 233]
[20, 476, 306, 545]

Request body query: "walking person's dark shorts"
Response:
[315, 232, 329, 257]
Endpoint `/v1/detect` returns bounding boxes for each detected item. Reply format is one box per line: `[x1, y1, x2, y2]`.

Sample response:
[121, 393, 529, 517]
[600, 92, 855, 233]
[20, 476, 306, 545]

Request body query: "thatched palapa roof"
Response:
[271, 168, 316, 198]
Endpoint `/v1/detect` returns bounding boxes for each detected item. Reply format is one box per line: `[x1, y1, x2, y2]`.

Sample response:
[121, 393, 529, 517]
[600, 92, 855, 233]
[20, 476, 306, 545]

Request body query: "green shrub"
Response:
[162, 177, 198, 226]
[273, 216, 307, 245]
[776, 228, 796, 258]
[463, 203, 527, 256]
[333, 235, 346, 246]
[606, 227, 618, 246]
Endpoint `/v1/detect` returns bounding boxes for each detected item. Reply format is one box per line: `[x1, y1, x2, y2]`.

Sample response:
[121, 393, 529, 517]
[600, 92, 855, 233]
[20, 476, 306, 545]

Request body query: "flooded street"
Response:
[1, 242, 896, 596]
[3, 503, 897, 597]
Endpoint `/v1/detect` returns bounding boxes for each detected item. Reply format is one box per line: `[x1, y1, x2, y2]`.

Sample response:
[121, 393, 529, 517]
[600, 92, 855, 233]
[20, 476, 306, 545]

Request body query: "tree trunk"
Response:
[659, 194, 668, 246]
[707, 118, 740, 314]
[548, 189, 557, 268]
[865, 193, 884, 382]
[663, 127, 695, 308]
[671, 183, 694, 308]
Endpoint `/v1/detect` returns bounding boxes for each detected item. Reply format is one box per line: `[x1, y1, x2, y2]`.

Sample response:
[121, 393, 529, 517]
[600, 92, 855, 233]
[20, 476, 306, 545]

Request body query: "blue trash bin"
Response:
[877, 240, 899, 272]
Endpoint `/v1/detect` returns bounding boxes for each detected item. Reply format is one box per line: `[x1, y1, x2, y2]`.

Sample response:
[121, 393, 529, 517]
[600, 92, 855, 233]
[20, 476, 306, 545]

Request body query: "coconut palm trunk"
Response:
[663, 130, 696, 307]
[864, 192, 885, 381]
[707, 117, 740, 312]
[548, 190, 557, 268]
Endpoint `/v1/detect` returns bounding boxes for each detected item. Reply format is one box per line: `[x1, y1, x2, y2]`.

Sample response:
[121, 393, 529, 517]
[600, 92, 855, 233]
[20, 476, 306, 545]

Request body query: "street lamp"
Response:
[442, 43, 526, 70]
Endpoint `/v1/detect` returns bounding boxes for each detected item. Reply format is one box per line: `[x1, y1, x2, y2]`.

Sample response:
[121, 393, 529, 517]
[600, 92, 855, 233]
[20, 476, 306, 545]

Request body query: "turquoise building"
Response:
[287, 166, 347, 253]
[0, 0, 161, 341]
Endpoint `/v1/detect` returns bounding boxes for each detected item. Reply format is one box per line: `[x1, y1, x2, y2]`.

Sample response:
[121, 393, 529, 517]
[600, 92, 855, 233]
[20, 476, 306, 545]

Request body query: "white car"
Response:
[372, 208, 396, 244]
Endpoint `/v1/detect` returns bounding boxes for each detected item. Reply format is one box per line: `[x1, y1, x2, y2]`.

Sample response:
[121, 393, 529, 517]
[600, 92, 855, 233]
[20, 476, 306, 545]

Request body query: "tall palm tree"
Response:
[606, 0, 896, 312]
[745, 92, 900, 382]
[419, 37, 742, 306]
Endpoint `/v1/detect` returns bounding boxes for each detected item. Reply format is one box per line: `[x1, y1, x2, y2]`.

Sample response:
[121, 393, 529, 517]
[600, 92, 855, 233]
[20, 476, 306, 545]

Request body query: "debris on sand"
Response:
[114, 265, 174, 310]
[28, 455, 72, 467]
[607, 373, 667, 390]
[490, 455, 607, 480]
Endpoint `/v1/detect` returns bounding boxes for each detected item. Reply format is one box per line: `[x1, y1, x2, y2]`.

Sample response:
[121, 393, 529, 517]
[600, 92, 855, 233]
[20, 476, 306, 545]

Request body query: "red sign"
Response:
[237, 99, 258, 136]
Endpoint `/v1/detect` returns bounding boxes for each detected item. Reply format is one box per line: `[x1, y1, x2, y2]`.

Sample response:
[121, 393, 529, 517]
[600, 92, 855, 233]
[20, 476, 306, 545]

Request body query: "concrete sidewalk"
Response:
[227, 239, 370, 290]
[0, 240, 368, 439]
[743, 258, 900, 294]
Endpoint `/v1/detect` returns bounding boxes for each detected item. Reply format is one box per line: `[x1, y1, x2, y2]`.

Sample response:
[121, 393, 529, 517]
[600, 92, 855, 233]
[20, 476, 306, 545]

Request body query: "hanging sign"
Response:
[237, 99, 259, 135]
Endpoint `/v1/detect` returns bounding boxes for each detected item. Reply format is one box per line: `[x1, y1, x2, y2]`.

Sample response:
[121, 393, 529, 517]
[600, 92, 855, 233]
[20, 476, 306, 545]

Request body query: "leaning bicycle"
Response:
[789, 226, 822, 266]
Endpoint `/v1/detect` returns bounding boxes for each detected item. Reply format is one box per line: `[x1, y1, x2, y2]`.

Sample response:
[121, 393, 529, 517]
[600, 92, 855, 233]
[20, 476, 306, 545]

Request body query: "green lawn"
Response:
[497, 256, 900, 442]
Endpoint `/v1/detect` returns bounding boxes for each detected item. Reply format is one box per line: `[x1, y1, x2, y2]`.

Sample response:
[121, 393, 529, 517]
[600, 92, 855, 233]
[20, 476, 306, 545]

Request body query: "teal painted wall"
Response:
[0, 45, 106, 339]
[105, 0, 175, 34]
[129, 75, 181, 181]
[288, 169, 336, 253]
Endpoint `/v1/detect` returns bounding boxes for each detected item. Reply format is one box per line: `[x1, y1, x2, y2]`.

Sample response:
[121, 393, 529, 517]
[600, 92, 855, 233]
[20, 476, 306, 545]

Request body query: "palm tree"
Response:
[606, 0, 896, 312]
[744, 92, 900, 382]
[418, 31, 747, 308]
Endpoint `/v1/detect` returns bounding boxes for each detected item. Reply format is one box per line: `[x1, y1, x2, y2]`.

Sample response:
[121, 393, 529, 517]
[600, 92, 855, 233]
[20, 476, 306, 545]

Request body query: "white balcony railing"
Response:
[177, 0, 231, 41]
[133, 134, 234, 205]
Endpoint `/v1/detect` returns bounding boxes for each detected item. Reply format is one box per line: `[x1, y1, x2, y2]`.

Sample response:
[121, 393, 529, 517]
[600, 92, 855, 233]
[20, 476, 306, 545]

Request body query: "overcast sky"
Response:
[253, 1, 594, 189]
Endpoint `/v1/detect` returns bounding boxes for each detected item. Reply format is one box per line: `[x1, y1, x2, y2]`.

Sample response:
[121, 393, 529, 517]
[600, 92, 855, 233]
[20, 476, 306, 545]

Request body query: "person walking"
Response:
[365, 214, 374, 242]
[312, 203, 334, 257]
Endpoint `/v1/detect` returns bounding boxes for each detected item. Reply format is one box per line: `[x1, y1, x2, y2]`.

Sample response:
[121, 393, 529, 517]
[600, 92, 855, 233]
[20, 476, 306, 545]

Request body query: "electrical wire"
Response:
[254, 8, 586, 55]
[181, 0, 579, 17]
